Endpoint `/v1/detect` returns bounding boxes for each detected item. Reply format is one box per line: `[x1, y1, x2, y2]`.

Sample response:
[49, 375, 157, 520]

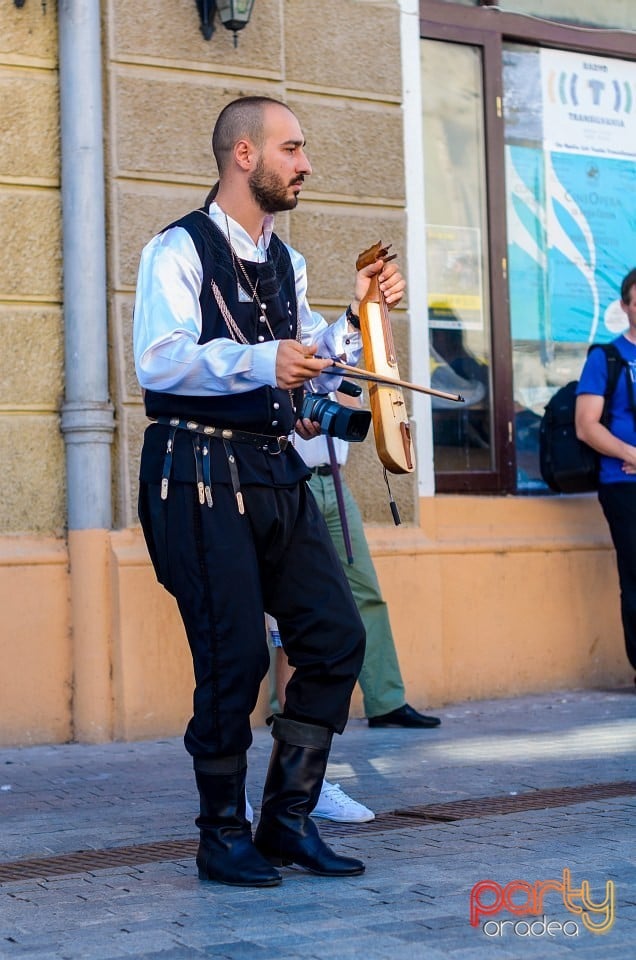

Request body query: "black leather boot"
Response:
[253, 716, 365, 877]
[194, 754, 282, 887]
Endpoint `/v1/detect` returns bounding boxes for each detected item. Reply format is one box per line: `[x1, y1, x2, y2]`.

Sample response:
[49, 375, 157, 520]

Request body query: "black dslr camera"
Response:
[300, 382, 371, 442]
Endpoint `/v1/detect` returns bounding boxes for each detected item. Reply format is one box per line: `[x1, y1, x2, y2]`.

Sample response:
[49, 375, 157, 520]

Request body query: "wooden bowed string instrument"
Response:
[323, 242, 463, 523]
[356, 241, 415, 475]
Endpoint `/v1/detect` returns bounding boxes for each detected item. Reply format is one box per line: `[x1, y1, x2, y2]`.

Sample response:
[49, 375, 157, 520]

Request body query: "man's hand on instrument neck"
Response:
[275, 341, 332, 390]
[351, 254, 406, 315]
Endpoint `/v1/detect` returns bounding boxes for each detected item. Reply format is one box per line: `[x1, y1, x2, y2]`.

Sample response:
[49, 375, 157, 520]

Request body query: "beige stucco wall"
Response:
[0, 3, 65, 536]
[0, 537, 71, 744]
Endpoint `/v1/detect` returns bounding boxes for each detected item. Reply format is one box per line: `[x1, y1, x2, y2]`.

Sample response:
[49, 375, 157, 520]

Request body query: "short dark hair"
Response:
[211, 96, 292, 175]
[621, 268, 636, 304]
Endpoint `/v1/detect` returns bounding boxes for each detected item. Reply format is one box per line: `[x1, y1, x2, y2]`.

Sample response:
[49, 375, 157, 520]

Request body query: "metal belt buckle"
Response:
[268, 435, 288, 455]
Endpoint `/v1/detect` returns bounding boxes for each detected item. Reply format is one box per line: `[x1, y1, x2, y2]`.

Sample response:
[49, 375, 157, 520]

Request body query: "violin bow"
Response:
[322, 357, 465, 404]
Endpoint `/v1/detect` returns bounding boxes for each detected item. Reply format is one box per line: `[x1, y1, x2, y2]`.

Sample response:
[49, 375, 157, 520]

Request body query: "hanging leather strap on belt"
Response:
[156, 417, 268, 514]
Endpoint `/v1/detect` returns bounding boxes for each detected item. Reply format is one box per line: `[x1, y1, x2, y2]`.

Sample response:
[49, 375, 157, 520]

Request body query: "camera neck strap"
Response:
[326, 434, 354, 565]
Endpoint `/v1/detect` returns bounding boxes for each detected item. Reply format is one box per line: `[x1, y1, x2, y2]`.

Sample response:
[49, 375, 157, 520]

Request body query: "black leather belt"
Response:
[156, 417, 290, 454]
[309, 464, 337, 476]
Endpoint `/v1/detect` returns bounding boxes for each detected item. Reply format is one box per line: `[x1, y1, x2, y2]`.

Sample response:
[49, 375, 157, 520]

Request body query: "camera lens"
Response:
[300, 394, 371, 442]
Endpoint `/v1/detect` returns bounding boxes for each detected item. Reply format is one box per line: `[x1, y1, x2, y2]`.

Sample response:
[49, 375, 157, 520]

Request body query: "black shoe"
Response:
[254, 716, 365, 878]
[368, 703, 441, 728]
[255, 816, 365, 877]
[194, 759, 282, 887]
[196, 831, 282, 887]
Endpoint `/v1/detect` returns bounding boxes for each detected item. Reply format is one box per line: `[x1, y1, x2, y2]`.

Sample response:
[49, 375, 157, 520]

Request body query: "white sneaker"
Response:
[311, 779, 375, 823]
[245, 790, 254, 824]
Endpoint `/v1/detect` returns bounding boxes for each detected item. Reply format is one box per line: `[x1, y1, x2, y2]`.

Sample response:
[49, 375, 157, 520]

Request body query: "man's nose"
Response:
[299, 150, 312, 175]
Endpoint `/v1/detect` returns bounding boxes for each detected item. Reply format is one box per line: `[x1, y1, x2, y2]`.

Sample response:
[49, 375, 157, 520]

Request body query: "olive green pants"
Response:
[306, 472, 405, 719]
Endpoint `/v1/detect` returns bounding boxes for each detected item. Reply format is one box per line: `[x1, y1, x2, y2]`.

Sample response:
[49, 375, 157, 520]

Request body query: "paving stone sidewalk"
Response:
[1, 687, 635, 960]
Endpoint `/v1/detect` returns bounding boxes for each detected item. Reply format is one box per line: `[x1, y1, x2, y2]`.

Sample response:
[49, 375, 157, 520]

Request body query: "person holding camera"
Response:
[272, 384, 440, 730]
[133, 96, 405, 888]
[278, 409, 442, 731]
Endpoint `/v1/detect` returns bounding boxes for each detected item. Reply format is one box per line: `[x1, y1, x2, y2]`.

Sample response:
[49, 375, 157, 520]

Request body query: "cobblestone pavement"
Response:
[1, 688, 634, 959]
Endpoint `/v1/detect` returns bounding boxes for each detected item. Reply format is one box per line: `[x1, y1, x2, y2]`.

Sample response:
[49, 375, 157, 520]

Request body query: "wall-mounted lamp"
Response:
[196, 0, 256, 46]
[12, 1, 54, 12]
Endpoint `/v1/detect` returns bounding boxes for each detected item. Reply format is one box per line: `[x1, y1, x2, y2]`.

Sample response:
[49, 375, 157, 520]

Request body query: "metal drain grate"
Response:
[389, 779, 636, 825]
[317, 779, 636, 835]
[1, 781, 633, 884]
[0, 840, 198, 884]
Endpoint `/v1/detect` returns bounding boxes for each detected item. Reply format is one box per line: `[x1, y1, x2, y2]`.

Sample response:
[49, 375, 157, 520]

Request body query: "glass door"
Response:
[421, 35, 513, 491]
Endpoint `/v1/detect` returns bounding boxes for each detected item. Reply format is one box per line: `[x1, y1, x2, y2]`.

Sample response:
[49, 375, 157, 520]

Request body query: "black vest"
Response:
[144, 210, 300, 433]
[140, 211, 310, 488]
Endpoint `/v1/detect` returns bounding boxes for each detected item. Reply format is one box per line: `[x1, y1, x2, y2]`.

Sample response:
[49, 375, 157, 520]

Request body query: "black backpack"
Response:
[539, 343, 624, 494]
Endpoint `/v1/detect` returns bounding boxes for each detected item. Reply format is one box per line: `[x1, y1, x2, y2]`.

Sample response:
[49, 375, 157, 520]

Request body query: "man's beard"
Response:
[248, 159, 303, 214]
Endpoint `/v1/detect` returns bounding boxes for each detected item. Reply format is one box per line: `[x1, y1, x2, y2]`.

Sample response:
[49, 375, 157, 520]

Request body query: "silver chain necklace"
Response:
[220, 211, 302, 347]
[215, 211, 303, 428]
[223, 213, 278, 341]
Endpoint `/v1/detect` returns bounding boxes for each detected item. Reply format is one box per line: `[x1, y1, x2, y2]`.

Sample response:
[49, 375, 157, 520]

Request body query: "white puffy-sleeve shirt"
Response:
[133, 204, 361, 398]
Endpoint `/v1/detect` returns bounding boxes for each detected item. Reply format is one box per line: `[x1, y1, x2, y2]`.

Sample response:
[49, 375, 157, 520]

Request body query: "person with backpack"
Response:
[575, 267, 636, 677]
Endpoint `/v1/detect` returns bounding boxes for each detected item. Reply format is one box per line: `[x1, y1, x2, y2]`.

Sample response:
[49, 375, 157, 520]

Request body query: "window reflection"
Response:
[503, 43, 636, 489]
[421, 39, 494, 475]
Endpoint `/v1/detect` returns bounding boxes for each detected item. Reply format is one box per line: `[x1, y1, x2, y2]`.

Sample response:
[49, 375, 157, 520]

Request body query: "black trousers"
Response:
[598, 482, 636, 670]
[138, 479, 366, 759]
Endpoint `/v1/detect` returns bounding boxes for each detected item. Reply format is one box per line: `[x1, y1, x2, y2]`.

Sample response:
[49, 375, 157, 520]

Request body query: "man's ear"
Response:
[234, 138, 255, 170]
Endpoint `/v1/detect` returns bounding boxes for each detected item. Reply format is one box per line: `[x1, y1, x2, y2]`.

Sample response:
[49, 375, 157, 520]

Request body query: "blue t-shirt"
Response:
[576, 335, 636, 484]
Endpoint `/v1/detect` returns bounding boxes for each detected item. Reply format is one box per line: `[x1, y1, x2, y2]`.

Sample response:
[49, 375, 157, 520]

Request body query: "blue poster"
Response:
[546, 152, 636, 342]
[505, 47, 636, 345]
[506, 145, 548, 342]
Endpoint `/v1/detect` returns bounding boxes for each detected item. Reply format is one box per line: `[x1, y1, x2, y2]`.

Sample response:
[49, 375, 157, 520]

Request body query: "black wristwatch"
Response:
[346, 304, 361, 330]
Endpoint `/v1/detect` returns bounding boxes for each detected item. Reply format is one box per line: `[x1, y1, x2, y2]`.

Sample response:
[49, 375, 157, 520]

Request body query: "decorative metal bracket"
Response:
[195, 0, 217, 41]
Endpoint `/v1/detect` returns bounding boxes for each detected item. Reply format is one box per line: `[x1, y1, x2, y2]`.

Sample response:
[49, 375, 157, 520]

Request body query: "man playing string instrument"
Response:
[133, 95, 405, 887]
